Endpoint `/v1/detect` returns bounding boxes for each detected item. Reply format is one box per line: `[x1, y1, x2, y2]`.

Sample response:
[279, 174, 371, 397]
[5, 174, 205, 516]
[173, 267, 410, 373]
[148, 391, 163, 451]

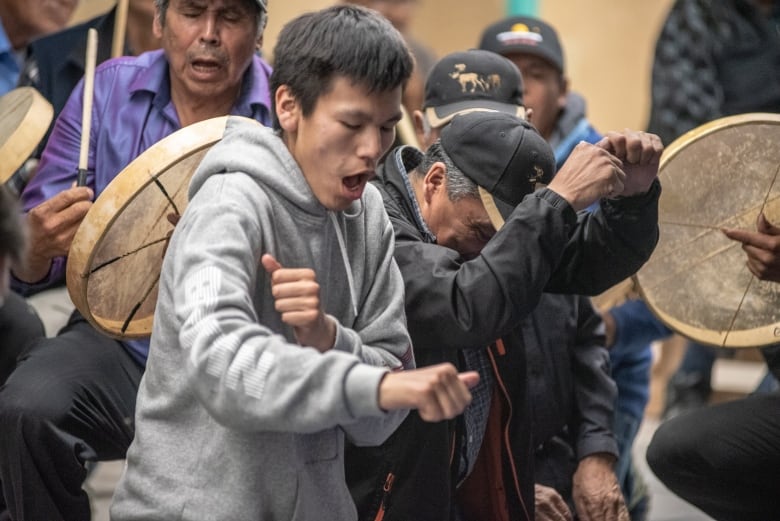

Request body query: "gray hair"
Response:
[415, 141, 479, 202]
[154, 0, 267, 38]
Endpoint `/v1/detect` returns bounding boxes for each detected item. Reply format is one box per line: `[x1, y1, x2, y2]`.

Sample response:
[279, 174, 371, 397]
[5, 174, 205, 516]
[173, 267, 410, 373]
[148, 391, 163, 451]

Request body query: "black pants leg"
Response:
[0, 292, 45, 385]
[0, 314, 143, 521]
[646, 391, 780, 521]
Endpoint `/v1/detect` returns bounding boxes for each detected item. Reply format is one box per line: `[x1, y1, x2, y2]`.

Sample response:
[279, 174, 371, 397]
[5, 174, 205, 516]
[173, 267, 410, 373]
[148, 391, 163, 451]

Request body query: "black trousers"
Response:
[646, 391, 780, 521]
[0, 292, 45, 385]
[0, 312, 143, 521]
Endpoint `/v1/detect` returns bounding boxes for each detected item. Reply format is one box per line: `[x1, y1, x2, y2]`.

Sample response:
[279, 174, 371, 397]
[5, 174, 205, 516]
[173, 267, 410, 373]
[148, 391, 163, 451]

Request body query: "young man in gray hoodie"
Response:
[110, 6, 478, 521]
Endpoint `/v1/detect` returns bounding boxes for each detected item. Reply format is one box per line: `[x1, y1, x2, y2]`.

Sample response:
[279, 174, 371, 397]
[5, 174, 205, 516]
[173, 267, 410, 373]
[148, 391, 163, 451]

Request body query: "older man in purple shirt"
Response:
[0, 0, 272, 519]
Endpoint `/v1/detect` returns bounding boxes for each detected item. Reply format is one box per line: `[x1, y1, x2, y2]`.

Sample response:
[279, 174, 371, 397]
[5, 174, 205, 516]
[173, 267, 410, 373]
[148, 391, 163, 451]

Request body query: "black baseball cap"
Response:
[439, 111, 555, 230]
[478, 16, 564, 73]
[423, 49, 526, 128]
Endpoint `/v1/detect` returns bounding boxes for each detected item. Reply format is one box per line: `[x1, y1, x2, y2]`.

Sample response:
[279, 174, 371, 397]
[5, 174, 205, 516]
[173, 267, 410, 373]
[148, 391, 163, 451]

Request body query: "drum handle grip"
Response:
[77, 168, 90, 187]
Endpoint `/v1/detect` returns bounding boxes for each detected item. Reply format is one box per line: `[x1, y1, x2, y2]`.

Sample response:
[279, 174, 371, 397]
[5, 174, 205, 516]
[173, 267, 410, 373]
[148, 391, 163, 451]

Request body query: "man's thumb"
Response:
[458, 371, 480, 389]
[261, 253, 282, 274]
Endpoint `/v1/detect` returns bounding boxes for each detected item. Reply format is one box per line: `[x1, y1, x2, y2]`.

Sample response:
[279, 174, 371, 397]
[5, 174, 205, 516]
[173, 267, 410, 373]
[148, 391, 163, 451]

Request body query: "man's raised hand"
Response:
[261, 253, 336, 352]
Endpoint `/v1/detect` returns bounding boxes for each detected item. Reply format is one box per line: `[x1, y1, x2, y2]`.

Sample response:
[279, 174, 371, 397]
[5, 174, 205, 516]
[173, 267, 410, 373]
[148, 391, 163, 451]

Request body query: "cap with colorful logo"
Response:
[478, 16, 564, 73]
[423, 49, 526, 128]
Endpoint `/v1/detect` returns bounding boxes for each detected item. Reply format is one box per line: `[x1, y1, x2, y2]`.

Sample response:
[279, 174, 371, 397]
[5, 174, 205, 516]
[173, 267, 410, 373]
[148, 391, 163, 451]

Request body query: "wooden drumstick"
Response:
[111, 0, 129, 59]
[77, 28, 98, 187]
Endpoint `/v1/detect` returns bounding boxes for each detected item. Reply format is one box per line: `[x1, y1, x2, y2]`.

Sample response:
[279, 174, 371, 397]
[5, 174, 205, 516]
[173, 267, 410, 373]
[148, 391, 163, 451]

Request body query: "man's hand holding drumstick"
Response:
[13, 29, 98, 283]
[14, 186, 94, 283]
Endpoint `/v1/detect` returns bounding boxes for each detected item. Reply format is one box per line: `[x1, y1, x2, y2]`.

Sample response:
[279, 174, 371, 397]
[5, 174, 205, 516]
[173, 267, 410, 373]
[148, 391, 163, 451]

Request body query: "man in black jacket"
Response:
[345, 104, 662, 518]
[414, 50, 627, 520]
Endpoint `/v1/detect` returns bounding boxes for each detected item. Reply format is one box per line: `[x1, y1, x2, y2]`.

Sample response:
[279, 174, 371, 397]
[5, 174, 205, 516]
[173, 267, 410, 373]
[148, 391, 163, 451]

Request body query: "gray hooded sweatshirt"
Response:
[111, 117, 414, 521]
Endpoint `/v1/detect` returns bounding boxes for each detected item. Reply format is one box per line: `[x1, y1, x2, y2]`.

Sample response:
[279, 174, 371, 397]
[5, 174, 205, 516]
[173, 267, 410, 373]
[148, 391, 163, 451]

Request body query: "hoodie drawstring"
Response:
[329, 212, 359, 318]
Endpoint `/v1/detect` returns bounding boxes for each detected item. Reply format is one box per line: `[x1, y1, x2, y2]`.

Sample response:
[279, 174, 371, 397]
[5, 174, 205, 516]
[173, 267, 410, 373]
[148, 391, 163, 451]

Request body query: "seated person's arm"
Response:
[12, 78, 95, 291]
[570, 297, 628, 520]
[722, 212, 780, 283]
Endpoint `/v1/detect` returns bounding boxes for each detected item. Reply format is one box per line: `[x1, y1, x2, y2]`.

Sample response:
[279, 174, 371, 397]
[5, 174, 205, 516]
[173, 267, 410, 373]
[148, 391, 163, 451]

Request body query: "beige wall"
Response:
[71, 0, 115, 22]
[538, 2, 675, 132]
[70, 0, 674, 131]
[411, 0, 675, 132]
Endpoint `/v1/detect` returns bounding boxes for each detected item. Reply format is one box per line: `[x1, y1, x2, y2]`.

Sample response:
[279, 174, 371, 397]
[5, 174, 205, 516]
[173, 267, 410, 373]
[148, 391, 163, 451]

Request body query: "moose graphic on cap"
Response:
[449, 63, 502, 94]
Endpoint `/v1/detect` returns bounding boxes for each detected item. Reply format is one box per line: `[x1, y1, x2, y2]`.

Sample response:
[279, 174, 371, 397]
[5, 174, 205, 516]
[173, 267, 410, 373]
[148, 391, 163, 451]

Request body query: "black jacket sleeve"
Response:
[570, 296, 619, 460]
[394, 182, 660, 354]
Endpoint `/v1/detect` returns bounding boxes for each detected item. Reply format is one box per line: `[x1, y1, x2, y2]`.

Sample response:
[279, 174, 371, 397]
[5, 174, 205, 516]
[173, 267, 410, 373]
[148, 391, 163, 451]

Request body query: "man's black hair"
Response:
[271, 5, 414, 130]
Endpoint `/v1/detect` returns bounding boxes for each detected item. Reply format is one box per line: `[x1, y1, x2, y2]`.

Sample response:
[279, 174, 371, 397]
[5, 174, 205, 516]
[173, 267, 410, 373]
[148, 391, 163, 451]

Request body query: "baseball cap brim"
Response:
[506, 45, 562, 72]
[425, 101, 526, 128]
[478, 186, 515, 231]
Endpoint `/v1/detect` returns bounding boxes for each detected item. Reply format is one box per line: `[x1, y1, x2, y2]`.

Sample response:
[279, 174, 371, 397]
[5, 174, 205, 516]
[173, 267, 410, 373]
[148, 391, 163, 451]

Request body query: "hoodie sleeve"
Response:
[169, 174, 402, 436]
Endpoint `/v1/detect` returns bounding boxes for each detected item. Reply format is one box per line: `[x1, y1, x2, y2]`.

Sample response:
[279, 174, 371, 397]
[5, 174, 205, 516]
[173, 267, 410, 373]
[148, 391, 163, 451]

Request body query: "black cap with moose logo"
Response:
[423, 49, 526, 127]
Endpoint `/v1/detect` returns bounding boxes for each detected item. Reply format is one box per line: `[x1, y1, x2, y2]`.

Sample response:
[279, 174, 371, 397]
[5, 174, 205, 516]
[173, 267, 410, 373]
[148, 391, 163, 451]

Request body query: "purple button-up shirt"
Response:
[15, 49, 273, 364]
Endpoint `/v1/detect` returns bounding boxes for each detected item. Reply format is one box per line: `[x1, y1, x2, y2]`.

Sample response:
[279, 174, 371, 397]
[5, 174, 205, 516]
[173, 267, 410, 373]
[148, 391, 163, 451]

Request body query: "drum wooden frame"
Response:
[635, 113, 780, 348]
[0, 87, 53, 183]
[67, 116, 260, 339]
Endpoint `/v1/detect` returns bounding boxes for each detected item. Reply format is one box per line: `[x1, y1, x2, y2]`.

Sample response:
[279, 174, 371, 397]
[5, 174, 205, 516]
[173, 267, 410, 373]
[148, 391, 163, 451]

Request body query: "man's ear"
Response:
[153, 8, 163, 38]
[422, 162, 447, 203]
[275, 85, 299, 134]
[525, 107, 535, 124]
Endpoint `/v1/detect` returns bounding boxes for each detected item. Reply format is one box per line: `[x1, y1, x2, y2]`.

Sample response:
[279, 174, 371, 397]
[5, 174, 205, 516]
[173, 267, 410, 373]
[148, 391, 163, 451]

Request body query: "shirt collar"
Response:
[393, 146, 437, 243]
[230, 55, 272, 122]
[127, 49, 176, 123]
[128, 50, 273, 126]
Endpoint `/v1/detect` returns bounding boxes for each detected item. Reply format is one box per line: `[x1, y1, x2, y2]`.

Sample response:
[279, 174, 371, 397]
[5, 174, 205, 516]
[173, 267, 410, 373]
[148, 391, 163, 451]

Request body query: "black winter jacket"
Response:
[345, 147, 660, 521]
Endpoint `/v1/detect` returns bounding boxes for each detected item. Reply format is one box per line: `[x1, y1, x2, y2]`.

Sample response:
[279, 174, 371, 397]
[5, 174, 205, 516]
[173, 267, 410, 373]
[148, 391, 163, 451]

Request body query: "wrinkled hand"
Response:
[378, 363, 479, 422]
[547, 141, 625, 211]
[572, 454, 629, 521]
[722, 212, 780, 283]
[261, 253, 336, 352]
[14, 186, 93, 283]
[535, 484, 573, 521]
[597, 130, 663, 197]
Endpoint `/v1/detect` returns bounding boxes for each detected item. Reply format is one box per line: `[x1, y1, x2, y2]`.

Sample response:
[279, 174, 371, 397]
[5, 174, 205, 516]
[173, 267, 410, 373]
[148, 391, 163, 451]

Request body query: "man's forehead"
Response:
[455, 196, 496, 232]
[506, 52, 558, 73]
[173, 0, 254, 9]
